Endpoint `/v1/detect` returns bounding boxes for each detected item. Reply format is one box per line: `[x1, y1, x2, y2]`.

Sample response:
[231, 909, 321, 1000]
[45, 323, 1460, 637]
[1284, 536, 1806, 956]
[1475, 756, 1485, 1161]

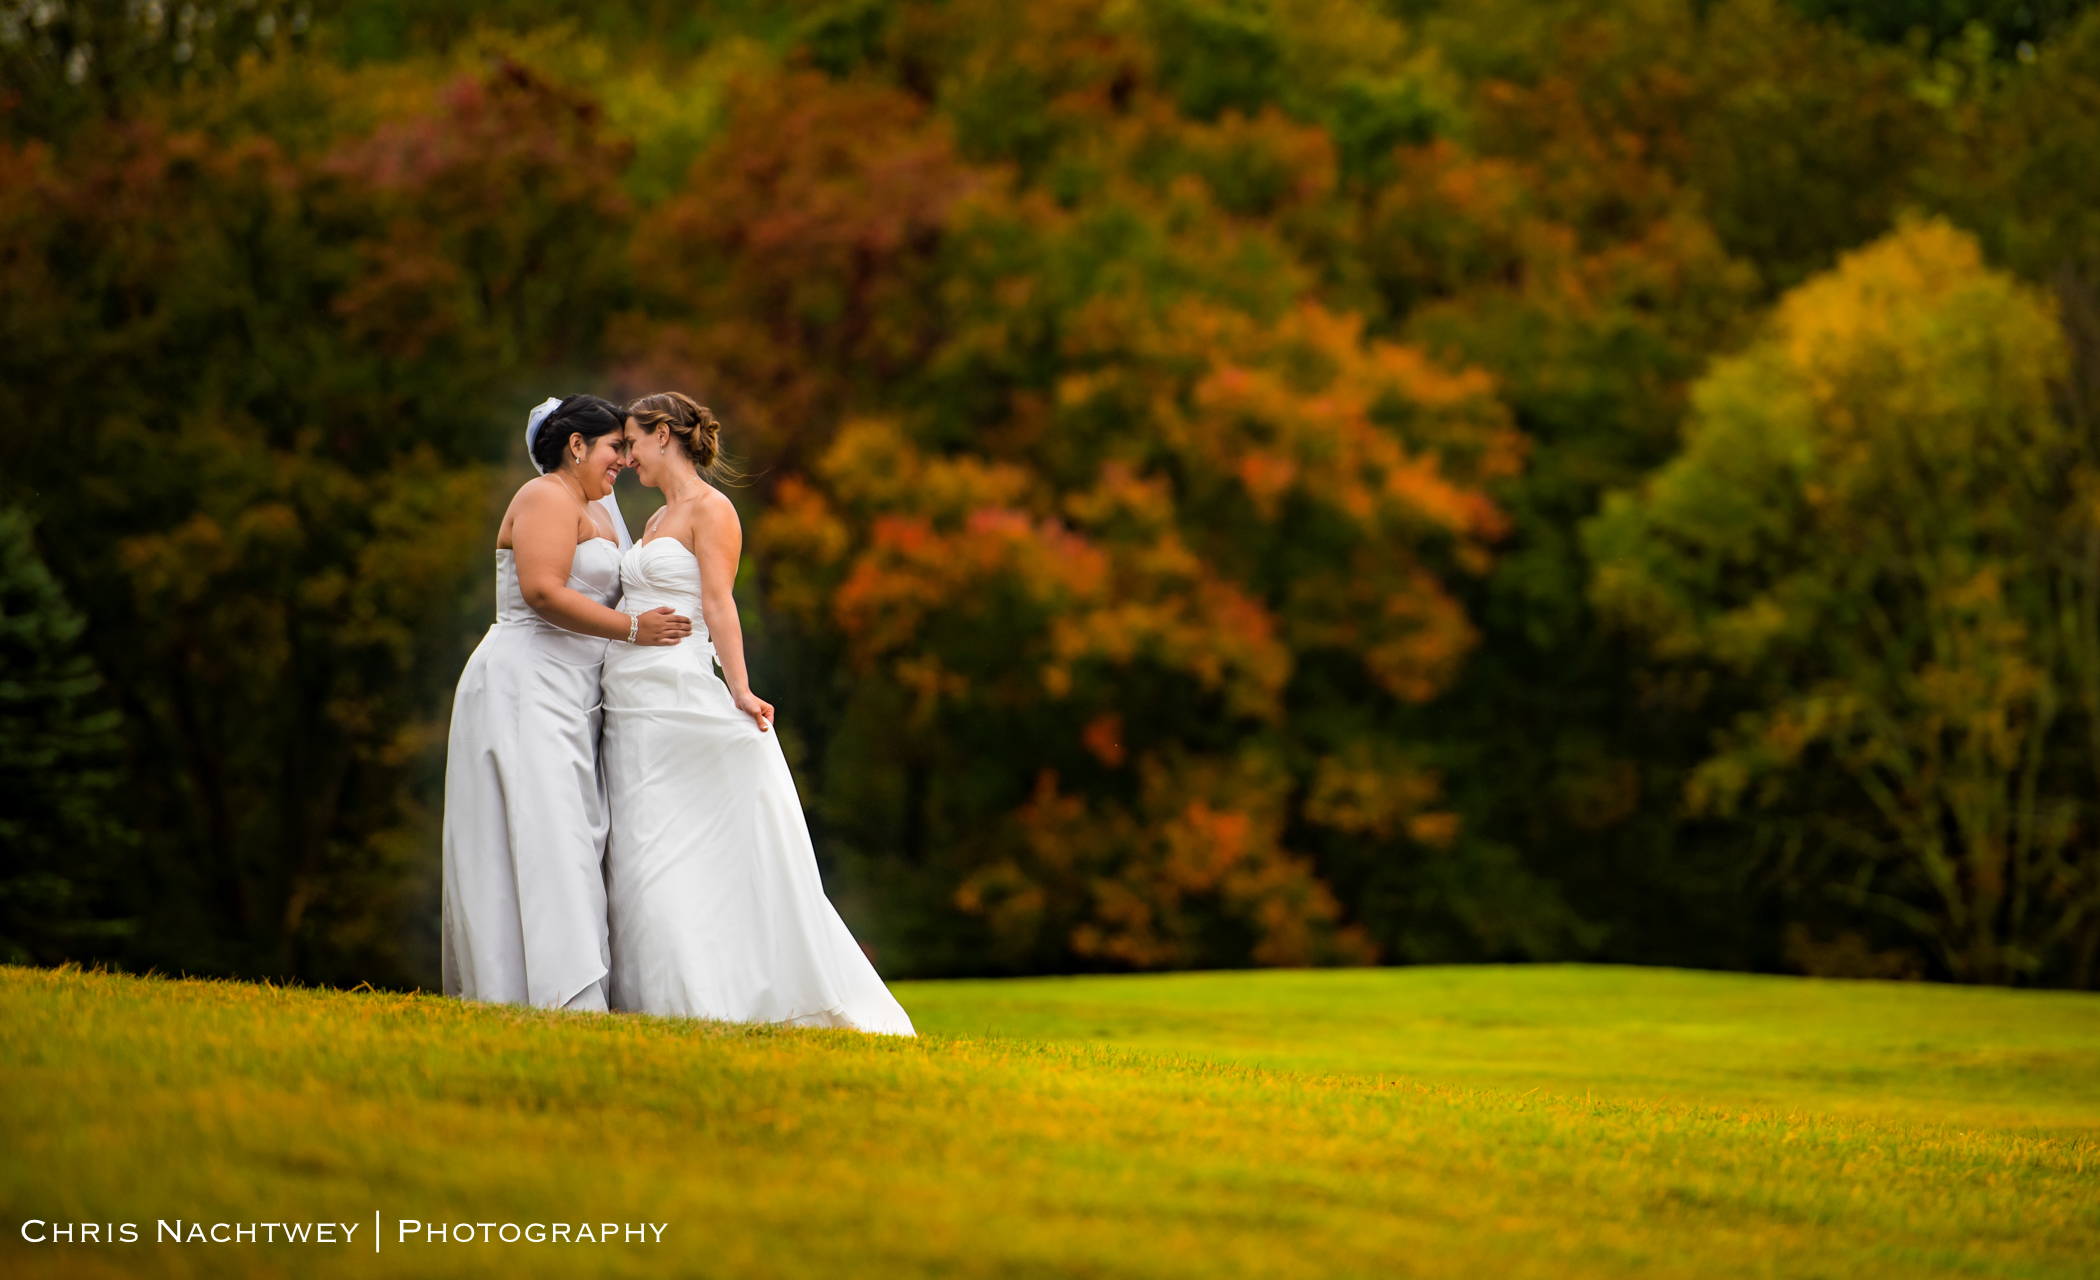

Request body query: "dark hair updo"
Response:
[627, 391, 741, 483]
[530, 394, 627, 475]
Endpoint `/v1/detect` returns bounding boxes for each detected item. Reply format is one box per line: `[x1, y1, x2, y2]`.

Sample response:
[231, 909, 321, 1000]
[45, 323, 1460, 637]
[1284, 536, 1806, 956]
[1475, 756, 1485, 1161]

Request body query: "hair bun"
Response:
[627, 391, 736, 481]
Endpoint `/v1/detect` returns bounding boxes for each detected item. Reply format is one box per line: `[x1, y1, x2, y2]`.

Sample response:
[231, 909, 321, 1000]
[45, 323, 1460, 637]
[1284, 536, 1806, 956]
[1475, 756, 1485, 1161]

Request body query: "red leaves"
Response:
[1082, 714, 1126, 766]
[994, 763, 1378, 968]
[619, 72, 985, 466]
[325, 60, 633, 366]
[326, 60, 625, 205]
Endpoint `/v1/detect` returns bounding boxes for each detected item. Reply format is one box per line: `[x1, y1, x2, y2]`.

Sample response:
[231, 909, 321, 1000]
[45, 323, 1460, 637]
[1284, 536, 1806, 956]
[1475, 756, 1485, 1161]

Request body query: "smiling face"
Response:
[622, 416, 670, 490]
[566, 428, 629, 501]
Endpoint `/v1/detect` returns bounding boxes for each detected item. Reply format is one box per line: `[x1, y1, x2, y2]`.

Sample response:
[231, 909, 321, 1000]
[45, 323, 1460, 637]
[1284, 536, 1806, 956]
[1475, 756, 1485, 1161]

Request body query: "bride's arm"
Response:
[514, 484, 690, 645]
[694, 496, 775, 732]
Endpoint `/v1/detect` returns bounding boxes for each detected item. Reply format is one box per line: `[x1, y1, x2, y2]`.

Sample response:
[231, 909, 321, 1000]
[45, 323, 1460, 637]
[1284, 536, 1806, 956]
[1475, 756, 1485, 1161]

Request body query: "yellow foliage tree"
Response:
[1589, 219, 2100, 983]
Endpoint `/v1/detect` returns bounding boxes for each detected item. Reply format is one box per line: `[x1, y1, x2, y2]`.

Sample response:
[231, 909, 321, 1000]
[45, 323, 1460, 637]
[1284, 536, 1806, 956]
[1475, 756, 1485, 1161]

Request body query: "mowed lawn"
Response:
[896, 965, 2100, 1130]
[0, 966, 2092, 1279]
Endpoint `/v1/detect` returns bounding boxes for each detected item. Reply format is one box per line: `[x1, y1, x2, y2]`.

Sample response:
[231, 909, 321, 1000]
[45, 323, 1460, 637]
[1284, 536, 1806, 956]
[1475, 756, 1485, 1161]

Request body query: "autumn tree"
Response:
[0, 60, 633, 983]
[9, 0, 2100, 987]
[606, 10, 1529, 973]
[615, 67, 982, 470]
[1588, 220, 2100, 984]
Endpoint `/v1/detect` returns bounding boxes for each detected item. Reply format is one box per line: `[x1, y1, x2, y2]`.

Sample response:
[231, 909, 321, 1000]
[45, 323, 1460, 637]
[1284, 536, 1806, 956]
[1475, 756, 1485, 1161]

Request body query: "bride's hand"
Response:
[733, 689, 775, 732]
[635, 607, 692, 646]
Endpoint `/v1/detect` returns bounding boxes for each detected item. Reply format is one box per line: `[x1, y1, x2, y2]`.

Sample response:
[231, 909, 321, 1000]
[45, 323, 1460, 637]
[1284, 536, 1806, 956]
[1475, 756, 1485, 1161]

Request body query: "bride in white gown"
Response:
[601, 392, 914, 1036]
[442, 395, 692, 1012]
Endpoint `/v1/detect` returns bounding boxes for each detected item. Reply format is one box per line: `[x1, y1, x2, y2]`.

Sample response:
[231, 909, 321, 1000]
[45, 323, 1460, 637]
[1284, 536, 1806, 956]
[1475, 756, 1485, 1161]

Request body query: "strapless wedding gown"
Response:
[441, 540, 623, 1011]
[601, 537, 914, 1035]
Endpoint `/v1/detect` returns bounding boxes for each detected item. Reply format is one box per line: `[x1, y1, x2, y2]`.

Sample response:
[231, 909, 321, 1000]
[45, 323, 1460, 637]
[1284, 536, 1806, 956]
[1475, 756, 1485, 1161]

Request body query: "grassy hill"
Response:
[3, 964, 2095, 1278]
[900, 965, 2100, 1129]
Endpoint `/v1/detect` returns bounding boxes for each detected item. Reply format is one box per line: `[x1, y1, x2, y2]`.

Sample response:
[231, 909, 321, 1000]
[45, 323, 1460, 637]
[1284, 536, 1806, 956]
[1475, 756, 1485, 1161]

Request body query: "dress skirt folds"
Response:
[441, 541, 624, 1011]
[601, 538, 914, 1035]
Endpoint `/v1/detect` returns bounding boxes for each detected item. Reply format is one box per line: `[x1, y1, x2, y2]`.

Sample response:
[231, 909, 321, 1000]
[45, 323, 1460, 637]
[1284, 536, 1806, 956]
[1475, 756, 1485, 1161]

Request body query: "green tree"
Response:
[0, 60, 633, 984]
[1783, 0, 2091, 49]
[0, 506, 132, 965]
[1588, 219, 2100, 984]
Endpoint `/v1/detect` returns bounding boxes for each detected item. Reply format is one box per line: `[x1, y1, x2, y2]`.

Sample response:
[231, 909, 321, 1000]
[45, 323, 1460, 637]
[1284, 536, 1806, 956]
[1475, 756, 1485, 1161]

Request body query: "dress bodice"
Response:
[598, 533, 914, 1034]
[495, 539, 623, 623]
[448, 537, 621, 1011]
[620, 539, 710, 641]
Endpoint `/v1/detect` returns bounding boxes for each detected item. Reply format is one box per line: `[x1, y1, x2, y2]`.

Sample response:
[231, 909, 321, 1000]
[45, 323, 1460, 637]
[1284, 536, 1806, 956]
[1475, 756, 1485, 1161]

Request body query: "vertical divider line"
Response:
[375, 1210, 380, 1253]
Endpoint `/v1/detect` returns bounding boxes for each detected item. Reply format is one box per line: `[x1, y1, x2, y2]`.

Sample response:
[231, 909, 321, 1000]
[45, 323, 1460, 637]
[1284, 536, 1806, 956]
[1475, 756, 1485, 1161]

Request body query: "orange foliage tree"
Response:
[620, 34, 1520, 971]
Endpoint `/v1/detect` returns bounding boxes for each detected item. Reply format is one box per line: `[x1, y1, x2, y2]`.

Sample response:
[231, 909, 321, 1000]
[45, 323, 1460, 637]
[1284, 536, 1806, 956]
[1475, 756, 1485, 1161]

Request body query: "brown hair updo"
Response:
[627, 391, 741, 483]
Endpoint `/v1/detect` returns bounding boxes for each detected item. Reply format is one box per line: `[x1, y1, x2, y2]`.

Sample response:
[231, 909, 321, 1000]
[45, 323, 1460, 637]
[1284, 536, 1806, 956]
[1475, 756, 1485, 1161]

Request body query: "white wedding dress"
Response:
[441, 538, 624, 1011]
[601, 537, 915, 1035]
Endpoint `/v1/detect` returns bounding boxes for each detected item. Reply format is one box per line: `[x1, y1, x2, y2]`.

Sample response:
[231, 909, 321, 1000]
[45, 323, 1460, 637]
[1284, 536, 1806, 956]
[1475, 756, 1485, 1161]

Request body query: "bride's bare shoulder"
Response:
[509, 475, 571, 510]
[695, 484, 741, 530]
[497, 475, 574, 546]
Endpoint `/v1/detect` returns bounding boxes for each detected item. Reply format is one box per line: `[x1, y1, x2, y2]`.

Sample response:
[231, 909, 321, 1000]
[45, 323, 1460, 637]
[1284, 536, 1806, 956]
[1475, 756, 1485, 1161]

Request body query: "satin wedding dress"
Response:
[441, 538, 624, 1011]
[601, 537, 915, 1035]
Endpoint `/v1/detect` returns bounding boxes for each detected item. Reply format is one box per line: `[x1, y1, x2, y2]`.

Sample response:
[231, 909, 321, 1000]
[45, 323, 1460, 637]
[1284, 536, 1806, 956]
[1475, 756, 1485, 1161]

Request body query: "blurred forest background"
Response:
[4, 0, 2099, 990]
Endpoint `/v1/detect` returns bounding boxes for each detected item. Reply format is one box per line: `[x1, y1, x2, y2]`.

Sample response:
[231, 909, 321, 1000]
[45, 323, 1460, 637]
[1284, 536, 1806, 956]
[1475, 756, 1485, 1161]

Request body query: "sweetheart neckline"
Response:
[495, 539, 620, 554]
[629, 537, 695, 558]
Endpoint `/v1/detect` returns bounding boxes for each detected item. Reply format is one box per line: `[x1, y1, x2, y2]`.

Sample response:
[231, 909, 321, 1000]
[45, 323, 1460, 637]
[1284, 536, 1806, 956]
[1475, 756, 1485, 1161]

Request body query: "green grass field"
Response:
[2, 964, 2095, 1278]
